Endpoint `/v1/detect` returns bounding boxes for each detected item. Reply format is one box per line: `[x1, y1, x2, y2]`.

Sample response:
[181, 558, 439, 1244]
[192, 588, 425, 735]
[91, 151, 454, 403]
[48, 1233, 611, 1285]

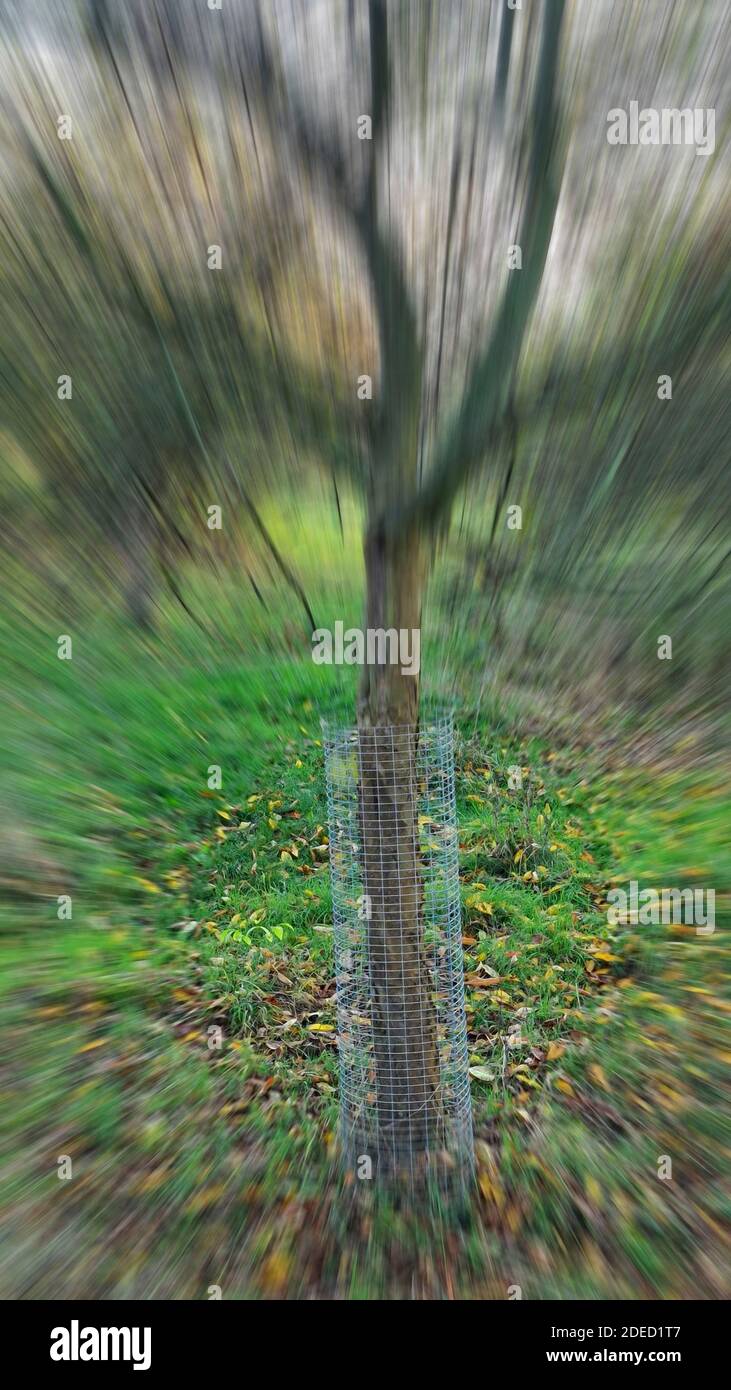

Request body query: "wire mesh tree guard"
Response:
[323, 711, 473, 1190]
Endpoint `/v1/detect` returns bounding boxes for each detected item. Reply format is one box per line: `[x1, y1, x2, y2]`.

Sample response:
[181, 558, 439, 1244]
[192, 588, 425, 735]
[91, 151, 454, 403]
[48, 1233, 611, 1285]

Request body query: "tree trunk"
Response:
[121, 497, 157, 630]
[357, 502, 441, 1174]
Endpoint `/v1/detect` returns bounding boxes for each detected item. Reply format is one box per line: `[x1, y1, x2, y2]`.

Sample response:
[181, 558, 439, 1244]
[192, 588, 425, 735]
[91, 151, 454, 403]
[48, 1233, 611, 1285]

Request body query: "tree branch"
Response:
[246, 3, 353, 211]
[354, 0, 422, 481]
[380, 0, 566, 538]
[494, 0, 516, 119]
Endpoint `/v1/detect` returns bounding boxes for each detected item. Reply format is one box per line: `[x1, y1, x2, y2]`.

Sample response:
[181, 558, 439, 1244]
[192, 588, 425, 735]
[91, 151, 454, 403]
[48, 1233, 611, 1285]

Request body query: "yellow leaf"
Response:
[659, 1003, 685, 1020]
[134, 877, 160, 894]
[546, 1042, 565, 1061]
[586, 1175, 603, 1205]
[588, 1062, 609, 1090]
[77, 1039, 105, 1053]
[185, 1184, 228, 1214]
[308, 1023, 334, 1032]
[260, 1251, 292, 1293]
[135, 1167, 170, 1195]
[555, 1077, 575, 1096]
[506, 1204, 523, 1234]
[478, 1172, 505, 1208]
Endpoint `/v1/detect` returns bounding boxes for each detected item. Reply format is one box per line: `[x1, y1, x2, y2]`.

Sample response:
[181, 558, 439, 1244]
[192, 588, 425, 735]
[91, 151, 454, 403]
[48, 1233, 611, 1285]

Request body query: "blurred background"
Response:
[1, 0, 729, 1299]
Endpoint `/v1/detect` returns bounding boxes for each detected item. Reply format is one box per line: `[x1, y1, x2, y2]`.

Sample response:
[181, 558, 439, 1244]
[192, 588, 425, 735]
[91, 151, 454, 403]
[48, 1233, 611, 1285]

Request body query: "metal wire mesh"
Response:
[323, 711, 473, 1188]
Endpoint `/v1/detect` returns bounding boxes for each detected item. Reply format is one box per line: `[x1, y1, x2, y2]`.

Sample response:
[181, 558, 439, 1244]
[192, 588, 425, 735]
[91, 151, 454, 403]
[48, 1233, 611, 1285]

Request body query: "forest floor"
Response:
[2, 557, 729, 1300]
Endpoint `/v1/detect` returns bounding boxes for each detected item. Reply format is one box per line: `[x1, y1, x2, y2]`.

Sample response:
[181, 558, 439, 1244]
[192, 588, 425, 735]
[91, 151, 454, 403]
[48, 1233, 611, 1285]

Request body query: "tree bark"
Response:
[357, 493, 441, 1173]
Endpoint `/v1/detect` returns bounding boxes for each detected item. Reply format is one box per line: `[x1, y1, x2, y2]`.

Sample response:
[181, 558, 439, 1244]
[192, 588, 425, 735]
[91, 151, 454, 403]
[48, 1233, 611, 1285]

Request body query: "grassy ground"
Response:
[1, 516, 729, 1299]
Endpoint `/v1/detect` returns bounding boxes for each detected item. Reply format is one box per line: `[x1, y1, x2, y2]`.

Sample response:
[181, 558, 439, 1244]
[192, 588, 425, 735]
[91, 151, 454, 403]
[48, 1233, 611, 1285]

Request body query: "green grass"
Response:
[1, 519, 729, 1299]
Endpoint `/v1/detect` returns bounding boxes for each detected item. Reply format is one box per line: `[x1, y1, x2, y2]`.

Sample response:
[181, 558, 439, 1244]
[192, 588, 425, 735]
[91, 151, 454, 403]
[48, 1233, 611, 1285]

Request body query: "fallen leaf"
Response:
[260, 1251, 292, 1294]
[586, 1175, 603, 1206]
[588, 1062, 609, 1090]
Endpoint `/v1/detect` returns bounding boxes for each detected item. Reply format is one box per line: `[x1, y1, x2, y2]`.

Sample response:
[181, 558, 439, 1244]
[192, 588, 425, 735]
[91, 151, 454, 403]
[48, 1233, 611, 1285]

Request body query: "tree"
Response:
[250, 0, 567, 1168]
